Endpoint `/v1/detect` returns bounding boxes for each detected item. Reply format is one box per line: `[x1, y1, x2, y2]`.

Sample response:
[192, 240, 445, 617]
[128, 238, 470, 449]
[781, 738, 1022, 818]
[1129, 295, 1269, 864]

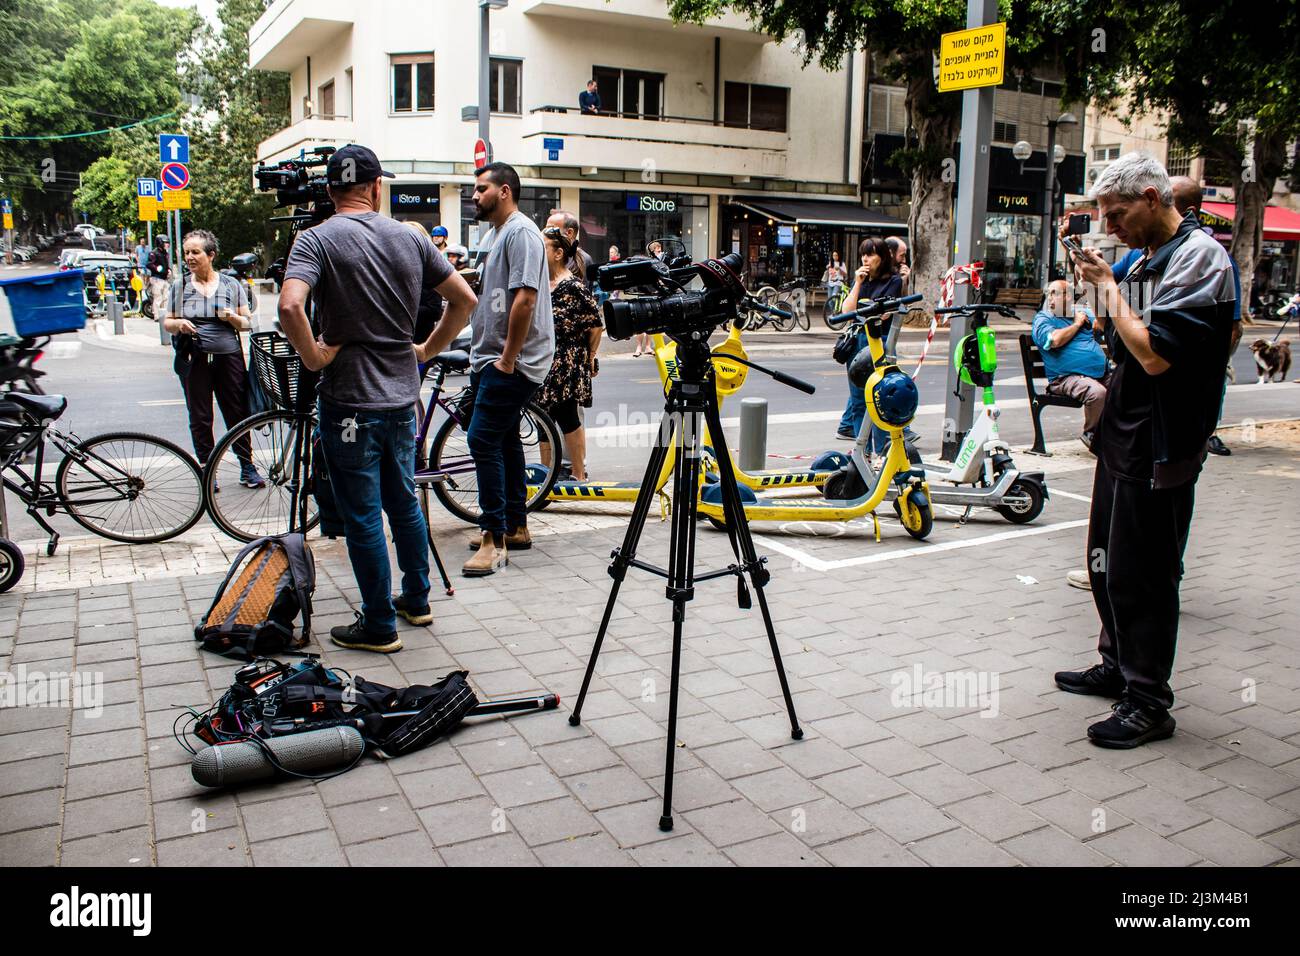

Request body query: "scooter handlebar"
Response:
[827, 293, 924, 328]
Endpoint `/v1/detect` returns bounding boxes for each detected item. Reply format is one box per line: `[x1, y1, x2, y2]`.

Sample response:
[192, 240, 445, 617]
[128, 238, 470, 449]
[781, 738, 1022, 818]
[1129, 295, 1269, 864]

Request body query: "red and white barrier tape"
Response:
[911, 261, 983, 379]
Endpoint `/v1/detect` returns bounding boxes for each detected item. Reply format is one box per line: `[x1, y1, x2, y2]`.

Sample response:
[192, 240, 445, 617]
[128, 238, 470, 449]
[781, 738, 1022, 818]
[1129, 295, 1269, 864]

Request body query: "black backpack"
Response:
[196, 533, 315, 660]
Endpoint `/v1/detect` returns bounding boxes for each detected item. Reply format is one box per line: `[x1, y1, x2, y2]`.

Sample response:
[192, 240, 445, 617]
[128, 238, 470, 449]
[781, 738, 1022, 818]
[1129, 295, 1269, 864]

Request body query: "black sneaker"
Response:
[330, 612, 402, 653]
[1054, 663, 1125, 699]
[836, 428, 856, 441]
[1207, 435, 1231, 456]
[393, 593, 432, 626]
[1087, 699, 1176, 748]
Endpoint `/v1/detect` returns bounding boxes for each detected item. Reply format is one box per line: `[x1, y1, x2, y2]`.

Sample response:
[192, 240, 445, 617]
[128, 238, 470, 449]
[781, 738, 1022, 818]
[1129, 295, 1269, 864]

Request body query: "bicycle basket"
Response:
[250, 332, 320, 414]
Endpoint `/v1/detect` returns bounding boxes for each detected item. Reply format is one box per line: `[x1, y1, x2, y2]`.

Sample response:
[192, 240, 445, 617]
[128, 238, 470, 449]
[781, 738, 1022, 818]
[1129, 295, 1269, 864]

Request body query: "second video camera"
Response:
[254, 146, 336, 224]
[598, 242, 747, 342]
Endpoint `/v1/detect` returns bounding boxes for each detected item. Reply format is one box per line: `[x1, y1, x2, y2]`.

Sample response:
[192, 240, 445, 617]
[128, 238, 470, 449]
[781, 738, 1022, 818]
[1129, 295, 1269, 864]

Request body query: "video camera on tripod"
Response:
[254, 146, 337, 227]
[597, 241, 789, 342]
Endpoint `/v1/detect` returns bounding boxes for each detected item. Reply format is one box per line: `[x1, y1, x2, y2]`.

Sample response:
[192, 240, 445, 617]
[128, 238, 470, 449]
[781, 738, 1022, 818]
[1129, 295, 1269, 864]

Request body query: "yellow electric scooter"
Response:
[697, 293, 934, 541]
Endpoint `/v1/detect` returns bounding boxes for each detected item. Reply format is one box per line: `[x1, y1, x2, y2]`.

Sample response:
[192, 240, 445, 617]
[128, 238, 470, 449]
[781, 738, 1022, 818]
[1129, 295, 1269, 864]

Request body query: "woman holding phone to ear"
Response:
[163, 229, 265, 489]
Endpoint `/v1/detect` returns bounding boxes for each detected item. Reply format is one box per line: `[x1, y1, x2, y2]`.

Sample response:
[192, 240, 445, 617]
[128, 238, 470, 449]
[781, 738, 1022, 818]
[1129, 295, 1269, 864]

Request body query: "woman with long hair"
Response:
[163, 229, 265, 488]
[836, 236, 902, 452]
[822, 249, 846, 311]
[536, 226, 603, 481]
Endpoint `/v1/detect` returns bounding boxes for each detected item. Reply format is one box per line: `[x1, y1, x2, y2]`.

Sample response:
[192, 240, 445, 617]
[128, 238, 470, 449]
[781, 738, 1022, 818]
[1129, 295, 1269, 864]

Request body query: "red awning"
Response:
[1201, 201, 1300, 242]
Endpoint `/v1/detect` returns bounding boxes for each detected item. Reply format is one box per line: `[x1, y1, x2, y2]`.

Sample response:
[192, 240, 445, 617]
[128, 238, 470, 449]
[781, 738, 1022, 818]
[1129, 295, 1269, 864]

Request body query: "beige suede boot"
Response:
[462, 532, 508, 577]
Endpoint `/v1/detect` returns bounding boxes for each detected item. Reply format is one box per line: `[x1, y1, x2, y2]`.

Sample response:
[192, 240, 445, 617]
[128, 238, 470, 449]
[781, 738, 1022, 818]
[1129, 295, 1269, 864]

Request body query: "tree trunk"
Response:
[903, 67, 960, 323]
[1228, 128, 1287, 319]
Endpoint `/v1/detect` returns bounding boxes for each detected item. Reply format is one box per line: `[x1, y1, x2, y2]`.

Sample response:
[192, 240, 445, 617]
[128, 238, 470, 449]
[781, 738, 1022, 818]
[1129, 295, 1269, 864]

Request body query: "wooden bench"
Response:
[1019, 333, 1089, 455]
[994, 288, 1043, 308]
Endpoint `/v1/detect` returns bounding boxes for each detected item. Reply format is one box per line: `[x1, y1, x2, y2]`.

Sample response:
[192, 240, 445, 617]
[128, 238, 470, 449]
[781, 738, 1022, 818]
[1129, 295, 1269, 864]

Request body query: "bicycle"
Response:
[821, 282, 850, 328]
[753, 278, 811, 332]
[203, 333, 563, 541]
[0, 390, 206, 589]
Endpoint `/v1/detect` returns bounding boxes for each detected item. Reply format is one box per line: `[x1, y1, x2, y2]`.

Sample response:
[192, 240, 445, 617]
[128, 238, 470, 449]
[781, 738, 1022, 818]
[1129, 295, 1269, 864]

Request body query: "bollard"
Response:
[107, 292, 124, 336]
[738, 396, 768, 473]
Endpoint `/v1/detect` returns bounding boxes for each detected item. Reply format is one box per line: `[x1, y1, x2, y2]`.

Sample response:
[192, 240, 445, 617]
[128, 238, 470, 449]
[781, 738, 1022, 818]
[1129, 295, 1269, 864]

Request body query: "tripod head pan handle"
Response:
[770, 369, 816, 395]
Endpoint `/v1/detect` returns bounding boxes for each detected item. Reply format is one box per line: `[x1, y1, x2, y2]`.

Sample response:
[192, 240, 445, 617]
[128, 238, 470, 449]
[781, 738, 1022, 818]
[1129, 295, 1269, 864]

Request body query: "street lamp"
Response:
[478, 0, 509, 160]
[1039, 111, 1077, 286]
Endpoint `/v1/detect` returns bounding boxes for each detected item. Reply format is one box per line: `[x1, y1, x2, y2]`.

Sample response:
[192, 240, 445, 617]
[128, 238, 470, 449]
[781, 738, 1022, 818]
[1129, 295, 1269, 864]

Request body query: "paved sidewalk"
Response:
[1, 425, 1298, 867]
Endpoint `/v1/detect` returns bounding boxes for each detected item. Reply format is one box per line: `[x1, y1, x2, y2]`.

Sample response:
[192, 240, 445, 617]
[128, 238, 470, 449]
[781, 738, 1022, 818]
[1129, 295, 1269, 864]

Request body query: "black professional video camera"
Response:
[254, 146, 336, 225]
[599, 240, 748, 341]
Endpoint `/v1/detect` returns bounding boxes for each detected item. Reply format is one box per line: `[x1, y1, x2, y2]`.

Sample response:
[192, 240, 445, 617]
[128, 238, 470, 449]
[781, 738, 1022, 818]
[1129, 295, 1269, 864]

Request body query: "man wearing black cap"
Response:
[278, 144, 478, 652]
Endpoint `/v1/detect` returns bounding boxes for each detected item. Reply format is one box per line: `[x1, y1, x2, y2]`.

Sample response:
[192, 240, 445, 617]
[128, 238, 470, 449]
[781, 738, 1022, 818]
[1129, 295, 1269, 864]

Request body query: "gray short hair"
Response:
[182, 229, 218, 258]
[1088, 151, 1173, 206]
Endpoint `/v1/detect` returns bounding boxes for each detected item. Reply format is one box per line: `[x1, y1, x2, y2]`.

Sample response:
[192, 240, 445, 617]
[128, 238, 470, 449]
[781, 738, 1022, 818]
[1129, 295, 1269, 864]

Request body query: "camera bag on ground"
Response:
[196, 533, 315, 660]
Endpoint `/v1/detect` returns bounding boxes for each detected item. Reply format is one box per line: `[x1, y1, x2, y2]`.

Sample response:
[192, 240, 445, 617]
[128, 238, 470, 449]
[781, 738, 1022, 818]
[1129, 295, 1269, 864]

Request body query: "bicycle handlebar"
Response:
[746, 297, 793, 320]
[934, 303, 1019, 318]
[827, 293, 924, 328]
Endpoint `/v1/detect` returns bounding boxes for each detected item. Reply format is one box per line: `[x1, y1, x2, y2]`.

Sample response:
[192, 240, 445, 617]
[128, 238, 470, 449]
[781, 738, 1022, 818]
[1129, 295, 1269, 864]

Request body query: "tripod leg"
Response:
[659, 400, 704, 831]
[569, 410, 677, 726]
[703, 394, 803, 741]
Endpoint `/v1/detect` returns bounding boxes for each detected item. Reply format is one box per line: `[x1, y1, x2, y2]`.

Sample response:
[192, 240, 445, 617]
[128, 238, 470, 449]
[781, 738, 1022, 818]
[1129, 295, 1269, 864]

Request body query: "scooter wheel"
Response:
[996, 478, 1045, 524]
[899, 490, 933, 540]
[0, 538, 25, 593]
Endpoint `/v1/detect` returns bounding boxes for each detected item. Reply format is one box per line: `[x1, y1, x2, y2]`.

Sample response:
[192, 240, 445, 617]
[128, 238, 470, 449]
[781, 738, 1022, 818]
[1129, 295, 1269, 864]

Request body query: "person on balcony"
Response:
[579, 79, 601, 115]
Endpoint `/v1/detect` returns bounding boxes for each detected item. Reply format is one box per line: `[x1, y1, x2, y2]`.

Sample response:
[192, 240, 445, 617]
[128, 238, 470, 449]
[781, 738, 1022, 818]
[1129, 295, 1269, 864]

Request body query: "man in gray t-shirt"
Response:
[463, 162, 555, 576]
[278, 144, 478, 652]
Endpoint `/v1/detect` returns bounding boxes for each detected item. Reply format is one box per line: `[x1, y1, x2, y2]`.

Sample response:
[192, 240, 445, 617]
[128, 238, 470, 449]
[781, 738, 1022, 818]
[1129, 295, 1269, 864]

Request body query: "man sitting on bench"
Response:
[1031, 279, 1110, 449]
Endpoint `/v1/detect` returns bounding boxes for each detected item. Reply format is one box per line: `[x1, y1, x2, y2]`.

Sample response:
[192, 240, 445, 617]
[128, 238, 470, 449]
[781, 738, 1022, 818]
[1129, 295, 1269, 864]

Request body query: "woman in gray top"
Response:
[163, 230, 264, 488]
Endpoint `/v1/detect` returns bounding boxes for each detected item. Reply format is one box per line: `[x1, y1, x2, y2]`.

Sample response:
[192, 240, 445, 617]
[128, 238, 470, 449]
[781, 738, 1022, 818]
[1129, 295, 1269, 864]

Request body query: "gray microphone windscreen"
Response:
[192, 726, 364, 787]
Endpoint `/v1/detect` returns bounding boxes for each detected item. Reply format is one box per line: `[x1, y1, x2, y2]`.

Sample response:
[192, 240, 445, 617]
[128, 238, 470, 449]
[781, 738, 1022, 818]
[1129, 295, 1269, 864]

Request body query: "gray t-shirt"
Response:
[471, 211, 554, 384]
[284, 211, 452, 410]
[168, 273, 247, 355]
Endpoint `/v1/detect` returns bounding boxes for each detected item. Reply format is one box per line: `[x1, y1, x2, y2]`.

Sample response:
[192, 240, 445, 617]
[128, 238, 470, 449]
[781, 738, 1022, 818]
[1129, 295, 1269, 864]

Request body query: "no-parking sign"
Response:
[161, 162, 190, 191]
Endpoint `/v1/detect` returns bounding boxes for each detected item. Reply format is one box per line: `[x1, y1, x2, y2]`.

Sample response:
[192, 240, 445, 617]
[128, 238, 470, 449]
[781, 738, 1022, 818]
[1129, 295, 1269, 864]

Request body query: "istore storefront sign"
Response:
[625, 194, 677, 214]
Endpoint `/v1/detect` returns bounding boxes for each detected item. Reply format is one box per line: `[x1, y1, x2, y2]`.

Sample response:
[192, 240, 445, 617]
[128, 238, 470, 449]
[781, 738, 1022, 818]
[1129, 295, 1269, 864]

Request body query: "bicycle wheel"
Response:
[774, 297, 798, 332]
[205, 410, 319, 542]
[822, 291, 846, 329]
[55, 431, 205, 543]
[426, 400, 562, 524]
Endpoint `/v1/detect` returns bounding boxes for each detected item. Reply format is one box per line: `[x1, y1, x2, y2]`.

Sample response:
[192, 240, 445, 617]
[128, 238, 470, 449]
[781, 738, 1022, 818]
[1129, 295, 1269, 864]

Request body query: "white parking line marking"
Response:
[752, 517, 1091, 572]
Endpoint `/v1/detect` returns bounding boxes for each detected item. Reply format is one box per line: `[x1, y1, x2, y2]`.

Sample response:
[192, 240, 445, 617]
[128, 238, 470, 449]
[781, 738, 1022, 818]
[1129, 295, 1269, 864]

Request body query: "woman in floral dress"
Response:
[537, 226, 603, 481]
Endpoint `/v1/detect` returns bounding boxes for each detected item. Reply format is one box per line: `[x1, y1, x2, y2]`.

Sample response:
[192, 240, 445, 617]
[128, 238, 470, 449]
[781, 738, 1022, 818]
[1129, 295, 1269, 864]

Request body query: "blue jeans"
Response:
[318, 398, 429, 633]
[468, 364, 539, 537]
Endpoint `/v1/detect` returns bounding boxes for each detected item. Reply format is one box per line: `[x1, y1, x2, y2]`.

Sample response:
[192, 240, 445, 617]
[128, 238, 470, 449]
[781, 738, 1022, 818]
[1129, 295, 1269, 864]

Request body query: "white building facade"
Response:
[250, 0, 870, 277]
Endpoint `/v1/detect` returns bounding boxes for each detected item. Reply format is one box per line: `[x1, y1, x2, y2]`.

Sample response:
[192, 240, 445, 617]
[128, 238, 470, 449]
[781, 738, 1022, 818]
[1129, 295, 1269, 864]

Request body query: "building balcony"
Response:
[250, 0, 354, 71]
[521, 107, 787, 179]
[256, 116, 356, 166]
[519, 0, 768, 42]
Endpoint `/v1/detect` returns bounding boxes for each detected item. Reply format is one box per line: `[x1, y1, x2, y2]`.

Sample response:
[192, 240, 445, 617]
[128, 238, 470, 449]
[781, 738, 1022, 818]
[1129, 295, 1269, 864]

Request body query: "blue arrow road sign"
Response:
[137, 178, 158, 198]
[159, 134, 190, 165]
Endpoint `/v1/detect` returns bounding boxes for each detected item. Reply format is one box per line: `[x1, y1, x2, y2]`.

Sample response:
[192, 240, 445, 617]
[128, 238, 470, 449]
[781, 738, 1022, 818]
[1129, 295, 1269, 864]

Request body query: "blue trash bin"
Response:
[0, 269, 87, 337]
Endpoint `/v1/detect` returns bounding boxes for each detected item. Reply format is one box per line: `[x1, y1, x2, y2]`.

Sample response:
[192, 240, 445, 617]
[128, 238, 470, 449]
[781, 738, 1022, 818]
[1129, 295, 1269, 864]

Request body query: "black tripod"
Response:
[567, 334, 803, 831]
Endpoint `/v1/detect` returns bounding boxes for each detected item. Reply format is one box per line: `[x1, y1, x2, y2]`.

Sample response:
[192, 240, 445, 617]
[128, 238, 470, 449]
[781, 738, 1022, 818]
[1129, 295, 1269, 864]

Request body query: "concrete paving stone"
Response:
[567, 765, 656, 811]
[996, 732, 1084, 772]
[1024, 787, 1133, 844]
[629, 833, 733, 866]
[438, 833, 540, 866]
[345, 832, 443, 866]
[1044, 760, 1144, 803]
[594, 799, 690, 848]
[1000, 824, 1115, 867]
[1214, 726, 1300, 768]
[0, 703, 69, 735]
[397, 762, 486, 808]
[530, 830, 635, 866]
[312, 762, 400, 809]
[851, 738, 941, 777]
[857, 794, 960, 845]
[479, 764, 570, 808]
[68, 727, 142, 766]
[815, 764, 908, 809]
[804, 712, 894, 750]
[250, 829, 347, 867]
[418, 796, 506, 847]
[1108, 786, 1215, 837]
[0, 753, 65, 799]
[155, 829, 249, 867]
[615, 738, 701, 780]
[0, 787, 62, 835]
[772, 796, 871, 848]
[728, 765, 823, 813]
[909, 826, 1020, 867]
[816, 829, 925, 866]
[974, 760, 1070, 805]
[61, 789, 151, 841]
[455, 734, 541, 776]
[75, 640, 139, 665]
[506, 796, 603, 847]
[682, 799, 782, 847]
[60, 826, 153, 866]
[895, 762, 991, 808]
[240, 792, 331, 844]
[1170, 819, 1289, 867]
[153, 793, 239, 841]
[1087, 824, 1203, 866]
[535, 737, 622, 778]
[770, 736, 859, 780]
[944, 792, 1049, 843]
[926, 736, 1017, 776]
[70, 701, 139, 736]
[0, 825, 61, 867]
[724, 831, 828, 867]
[19, 606, 78, 626]
[694, 737, 783, 780]
[1189, 786, 1297, 837]
[12, 638, 76, 663]
[1125, 756, 1228, 801]
[876, 710, 967, 749]
[328, 797, 423, 845]
[704, 687, 783, 722]
[1261, 823, 1300, 858]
